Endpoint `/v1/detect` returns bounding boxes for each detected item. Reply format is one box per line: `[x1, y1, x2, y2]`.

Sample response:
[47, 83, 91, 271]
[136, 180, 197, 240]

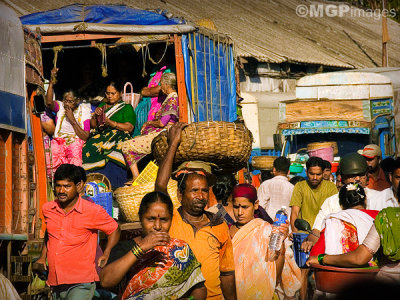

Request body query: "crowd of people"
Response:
[33, 56, 400, 300]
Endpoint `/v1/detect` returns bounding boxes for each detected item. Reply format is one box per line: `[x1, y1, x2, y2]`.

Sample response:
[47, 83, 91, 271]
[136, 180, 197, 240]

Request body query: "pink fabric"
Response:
[83, 119, 91, 131]
[147, 66, 167, 121]
[48, 138, 85, 173]
[159, 114, 177, 126]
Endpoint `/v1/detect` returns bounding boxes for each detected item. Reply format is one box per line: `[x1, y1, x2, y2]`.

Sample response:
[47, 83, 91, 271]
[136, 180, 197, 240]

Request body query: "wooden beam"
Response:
[174, 34, 188, 123]
[5, 131, 12, 234]
[41, 33, 123, 43]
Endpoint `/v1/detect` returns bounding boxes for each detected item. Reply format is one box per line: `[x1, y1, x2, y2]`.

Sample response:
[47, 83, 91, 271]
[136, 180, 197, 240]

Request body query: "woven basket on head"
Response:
[307, 142, 338, 155]
[86, 173, 112, 192]
[114, 180, 180, 222]
[152, 121, 253, 172]
[252, 156, 278, 170]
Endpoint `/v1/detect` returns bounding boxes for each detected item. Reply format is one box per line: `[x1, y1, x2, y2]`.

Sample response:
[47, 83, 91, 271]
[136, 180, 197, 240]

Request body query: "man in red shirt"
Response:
[41, 164, 120, 299]
[362, 144, 390, 191]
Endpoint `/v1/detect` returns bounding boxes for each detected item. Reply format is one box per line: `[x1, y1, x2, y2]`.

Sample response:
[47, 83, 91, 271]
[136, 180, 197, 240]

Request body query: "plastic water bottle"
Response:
[268, 206, 288, 252]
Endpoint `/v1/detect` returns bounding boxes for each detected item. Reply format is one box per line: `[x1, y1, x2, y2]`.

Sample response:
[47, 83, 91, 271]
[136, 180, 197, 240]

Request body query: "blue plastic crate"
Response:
[93, 192, 113, 217]
[293, 232, 310, 268]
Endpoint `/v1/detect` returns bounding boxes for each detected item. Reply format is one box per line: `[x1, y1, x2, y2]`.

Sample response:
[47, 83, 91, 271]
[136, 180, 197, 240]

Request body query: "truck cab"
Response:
[278, 68, 400, 164]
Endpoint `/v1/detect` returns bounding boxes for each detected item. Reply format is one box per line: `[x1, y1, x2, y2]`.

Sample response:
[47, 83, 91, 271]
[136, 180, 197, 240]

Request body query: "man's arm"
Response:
[220, 273, 237, 300]
[290, 205, 300, 233]
[257, 183, 270, 211]
[98, 226, 121, 268]
[35, 231, 49, 270]
[155, 123, 187, 194]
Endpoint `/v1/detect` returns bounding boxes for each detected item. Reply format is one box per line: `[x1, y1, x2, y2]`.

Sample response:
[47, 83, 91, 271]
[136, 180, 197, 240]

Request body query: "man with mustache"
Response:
[41, 164, 120, 300]
[289, 156, 337, 300]
[361, 144, 391, 191]
[155, 123, 237, 300]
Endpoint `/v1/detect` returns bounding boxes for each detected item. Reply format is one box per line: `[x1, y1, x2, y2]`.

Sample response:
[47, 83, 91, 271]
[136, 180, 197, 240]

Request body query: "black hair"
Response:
[106, 80, 123, 93]
[76, 166, 87, 183]
[338, 183, 366, 209]
[177, 173, 208, 194]
[306, 156, 325, 170]
[138, 191, 173, 221]
[289, 176, 306, 185]
[212, 173, 237, 206]
[322, 160, 332, 170]
[260, 170, 273, 182]
[54, 164, 82, 185]
[273, 156, 291, 173]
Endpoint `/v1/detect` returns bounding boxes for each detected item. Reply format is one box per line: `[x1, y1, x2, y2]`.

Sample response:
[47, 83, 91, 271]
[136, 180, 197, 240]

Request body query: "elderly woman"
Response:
[45, 68, 91, 174]
[82, 81, 136, 187]
[101, 191, 206, 299]
[122, 72, 179, 180]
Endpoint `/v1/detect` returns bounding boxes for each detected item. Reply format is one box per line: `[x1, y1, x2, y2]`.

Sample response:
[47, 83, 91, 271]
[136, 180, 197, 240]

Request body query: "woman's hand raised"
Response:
[138, 232, 170, 252]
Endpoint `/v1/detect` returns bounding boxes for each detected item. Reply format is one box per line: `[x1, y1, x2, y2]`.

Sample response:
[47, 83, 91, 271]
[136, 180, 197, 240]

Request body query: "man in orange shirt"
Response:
[41, 164, 120, 300]
[362, 144, 390, 191]
[155, 123, 237, 300]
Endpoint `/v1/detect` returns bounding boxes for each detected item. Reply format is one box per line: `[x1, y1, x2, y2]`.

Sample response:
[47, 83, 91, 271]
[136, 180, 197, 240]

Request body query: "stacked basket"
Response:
[152, 121, 253, 172]
[114, 180, 180, 222]
[252, 156, 277, 170]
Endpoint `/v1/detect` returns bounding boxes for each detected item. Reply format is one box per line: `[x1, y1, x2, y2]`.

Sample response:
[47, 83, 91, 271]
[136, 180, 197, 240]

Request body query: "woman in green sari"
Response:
[82, 81, 136, 187]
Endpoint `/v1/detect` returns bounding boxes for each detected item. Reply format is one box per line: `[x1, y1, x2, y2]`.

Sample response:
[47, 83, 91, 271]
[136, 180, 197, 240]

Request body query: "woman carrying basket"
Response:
[121, 72, 179, 181]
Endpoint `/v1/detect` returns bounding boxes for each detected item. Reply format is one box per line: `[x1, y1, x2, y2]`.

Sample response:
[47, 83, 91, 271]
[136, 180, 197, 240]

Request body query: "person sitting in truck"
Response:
[45, 68, 91, 174]
[121, 72, 179, 181]
[82, 80, 136, 188]
[361, 144, 391, 191]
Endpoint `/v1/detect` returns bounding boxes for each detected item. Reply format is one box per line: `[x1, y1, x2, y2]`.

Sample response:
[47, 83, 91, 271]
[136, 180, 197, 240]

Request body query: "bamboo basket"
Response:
[307, 141, 338, 155]
[114, 180, 180, 222]
[252, 156, 277, 170]
[152, 121, 253, 172]
[86, 173, 112, 192]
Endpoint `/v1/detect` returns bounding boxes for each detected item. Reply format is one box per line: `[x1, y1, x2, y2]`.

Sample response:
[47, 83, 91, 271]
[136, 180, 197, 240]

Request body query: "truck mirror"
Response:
[370, 129, 379, 145]
[33, 93, 46, 114]
[273, 134, 283, 151]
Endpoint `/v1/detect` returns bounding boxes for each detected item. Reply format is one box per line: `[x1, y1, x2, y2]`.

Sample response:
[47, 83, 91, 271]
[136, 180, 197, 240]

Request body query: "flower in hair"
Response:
[346, 183, 358, 191]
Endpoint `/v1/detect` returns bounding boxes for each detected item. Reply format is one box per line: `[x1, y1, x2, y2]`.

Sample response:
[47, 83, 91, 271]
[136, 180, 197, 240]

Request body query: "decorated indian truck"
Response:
[277, 67, 400, 160]
[0, 2, 48, 284]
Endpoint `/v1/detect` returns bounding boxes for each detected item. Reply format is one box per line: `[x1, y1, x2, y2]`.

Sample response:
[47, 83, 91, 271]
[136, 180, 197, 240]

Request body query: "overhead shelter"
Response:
[19, 4, 237, 123]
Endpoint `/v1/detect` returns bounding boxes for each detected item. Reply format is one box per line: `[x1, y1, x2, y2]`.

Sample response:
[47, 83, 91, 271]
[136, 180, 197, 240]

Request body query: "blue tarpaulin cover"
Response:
[20, 4, 184, 25]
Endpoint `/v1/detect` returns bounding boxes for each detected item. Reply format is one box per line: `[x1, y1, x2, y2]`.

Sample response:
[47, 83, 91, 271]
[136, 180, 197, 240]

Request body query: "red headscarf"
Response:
[232, 183, 257, 202]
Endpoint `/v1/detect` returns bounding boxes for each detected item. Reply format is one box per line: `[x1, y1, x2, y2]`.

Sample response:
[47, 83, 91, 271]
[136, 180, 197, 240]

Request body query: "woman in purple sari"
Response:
[121, 73, 179, 180]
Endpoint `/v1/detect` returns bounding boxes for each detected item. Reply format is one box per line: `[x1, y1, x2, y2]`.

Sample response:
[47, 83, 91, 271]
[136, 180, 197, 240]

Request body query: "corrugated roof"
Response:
[3, 0, 400, 68]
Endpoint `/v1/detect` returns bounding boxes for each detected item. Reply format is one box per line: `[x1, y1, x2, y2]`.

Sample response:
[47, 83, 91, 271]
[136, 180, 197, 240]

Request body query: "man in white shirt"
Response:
[257, 156, 294, 218]
[301, 153, 399, 252]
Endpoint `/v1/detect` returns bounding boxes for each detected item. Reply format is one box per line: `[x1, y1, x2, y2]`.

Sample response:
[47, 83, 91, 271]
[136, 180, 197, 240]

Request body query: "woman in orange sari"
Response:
[230, 184, 301, 299]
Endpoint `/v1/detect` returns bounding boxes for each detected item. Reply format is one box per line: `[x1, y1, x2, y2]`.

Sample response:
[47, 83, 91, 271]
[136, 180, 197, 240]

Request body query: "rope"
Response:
[147, 42, 168, 65]
[141, 46, 147, 77]
[51, 45, 63, 84]
[94, 43, 108, 77]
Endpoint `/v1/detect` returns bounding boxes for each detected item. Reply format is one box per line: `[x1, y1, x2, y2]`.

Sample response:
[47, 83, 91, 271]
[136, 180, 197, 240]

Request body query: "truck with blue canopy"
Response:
[277, 68, 400, 164]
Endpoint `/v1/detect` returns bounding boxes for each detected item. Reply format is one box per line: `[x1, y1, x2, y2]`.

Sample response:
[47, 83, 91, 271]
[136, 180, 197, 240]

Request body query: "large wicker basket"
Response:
[152, 121, 253, 172]
[252, 156, 277, 170]
[114, 180, 180, 222]
[307, 141, 338, 155]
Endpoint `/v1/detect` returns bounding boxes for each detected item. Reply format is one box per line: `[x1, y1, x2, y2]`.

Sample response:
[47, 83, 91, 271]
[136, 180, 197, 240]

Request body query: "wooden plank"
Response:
[174, 34, 189, 123]
[5, 131, 12, 234]
[41, 33, 123, 43]
[284, 100, 368, 123]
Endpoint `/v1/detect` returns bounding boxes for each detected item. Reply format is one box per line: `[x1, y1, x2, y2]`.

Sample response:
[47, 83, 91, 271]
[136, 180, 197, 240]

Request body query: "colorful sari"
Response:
[146, 65, 171, 121]
[374, 207, 400, 261]
[232, 218, 301, 300]
[323, 209, 376, 255]
[82, 101, 136, 171]
[122, 92, 178, 166]
[122, 238, 205, 300]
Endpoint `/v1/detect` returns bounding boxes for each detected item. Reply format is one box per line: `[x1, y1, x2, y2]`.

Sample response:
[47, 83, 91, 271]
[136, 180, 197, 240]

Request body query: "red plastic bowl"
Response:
[311, 264, 379, 293]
